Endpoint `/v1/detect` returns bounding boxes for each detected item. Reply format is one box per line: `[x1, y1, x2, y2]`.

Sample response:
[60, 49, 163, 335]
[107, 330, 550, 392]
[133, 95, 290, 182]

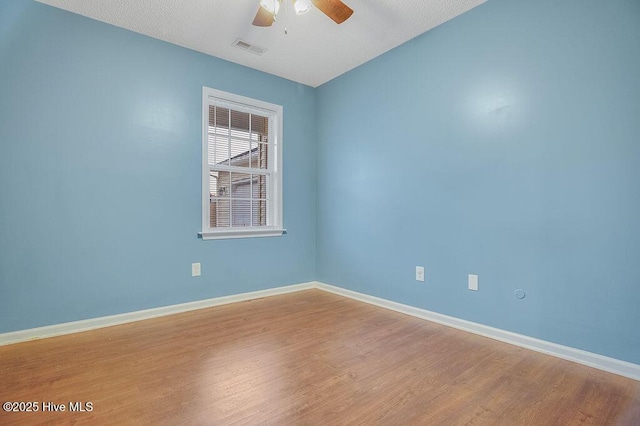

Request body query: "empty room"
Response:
[1, 0, 639, 424]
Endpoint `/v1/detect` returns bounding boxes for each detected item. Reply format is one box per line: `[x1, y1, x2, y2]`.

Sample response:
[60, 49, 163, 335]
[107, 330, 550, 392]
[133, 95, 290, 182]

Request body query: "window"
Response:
[200, 87, 284, 240]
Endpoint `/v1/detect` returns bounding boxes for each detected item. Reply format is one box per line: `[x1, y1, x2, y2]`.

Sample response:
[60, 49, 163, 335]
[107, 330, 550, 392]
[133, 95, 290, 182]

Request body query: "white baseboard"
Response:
[314, 282, 640, 382]
[1, 280, 638, 382]
[0, 282, 315, 347]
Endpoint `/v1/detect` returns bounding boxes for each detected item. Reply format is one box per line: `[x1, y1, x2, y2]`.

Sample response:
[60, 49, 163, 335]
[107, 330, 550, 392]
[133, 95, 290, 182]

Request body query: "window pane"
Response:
[209, 199, 216, 228]
[229, 137, 250, 167]
[230, 109, 249, 132]
[207, 133, 216, 165]
[232, 200, 251, 227]
[217, 171, 231, 198]
[211, 106, 230, 166]
[209, 170, 219, 197]
[211, 106, 229, 128]
[251, 114, 268, 136]
[231, 173, 251, 198]
[213, 133, 230, 165]
[250, 115, 267, 168]
[230, 110, 251, 167]
[258, 143, 268, 170]
[252, 200, 267, 226]
[249, 140, 259, 168]
[256, 174, 267, 199]
[211, 198, 230, 228]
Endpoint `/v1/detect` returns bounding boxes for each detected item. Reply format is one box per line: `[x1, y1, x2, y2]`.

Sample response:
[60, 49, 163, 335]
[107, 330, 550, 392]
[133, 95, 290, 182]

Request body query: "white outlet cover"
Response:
[192, 263, 201, 277]
[416, 266, 425, 282]
[468, 274, 478, 291]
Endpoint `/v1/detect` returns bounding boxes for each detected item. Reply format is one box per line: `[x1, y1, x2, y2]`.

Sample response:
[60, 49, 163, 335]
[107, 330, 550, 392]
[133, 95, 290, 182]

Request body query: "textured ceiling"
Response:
[36, 0, 487, 88]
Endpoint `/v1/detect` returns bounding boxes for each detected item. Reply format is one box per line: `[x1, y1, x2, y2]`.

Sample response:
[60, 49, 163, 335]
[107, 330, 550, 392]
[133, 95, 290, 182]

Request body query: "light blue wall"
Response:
[0, 1, 316, 332]
[316, 0, 640, 364]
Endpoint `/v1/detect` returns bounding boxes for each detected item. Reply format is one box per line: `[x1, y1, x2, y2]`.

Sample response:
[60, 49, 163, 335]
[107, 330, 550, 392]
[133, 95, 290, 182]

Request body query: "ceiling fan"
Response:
[252, 0, 353, 27]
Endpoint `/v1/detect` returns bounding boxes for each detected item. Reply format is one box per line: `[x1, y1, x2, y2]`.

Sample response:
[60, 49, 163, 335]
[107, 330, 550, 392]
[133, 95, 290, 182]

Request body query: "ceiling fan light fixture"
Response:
[294, 0, 313, 15]
[260, 0, 281, 14]
[252, 0, 352, 27]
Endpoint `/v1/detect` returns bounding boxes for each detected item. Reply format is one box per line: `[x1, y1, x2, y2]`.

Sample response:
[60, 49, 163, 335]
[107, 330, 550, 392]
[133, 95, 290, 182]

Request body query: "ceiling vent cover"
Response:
[232, 38, 267, 55]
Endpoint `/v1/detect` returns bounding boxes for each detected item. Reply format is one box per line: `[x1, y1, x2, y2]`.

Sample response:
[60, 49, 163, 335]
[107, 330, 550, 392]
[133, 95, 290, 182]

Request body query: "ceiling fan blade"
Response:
[252, 5, 275, 27]
[311, 0, 353, 24]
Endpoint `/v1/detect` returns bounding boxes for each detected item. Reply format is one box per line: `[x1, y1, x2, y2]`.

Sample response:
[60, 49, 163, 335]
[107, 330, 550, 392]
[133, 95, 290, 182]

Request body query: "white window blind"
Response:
[200, 87, 284, 240]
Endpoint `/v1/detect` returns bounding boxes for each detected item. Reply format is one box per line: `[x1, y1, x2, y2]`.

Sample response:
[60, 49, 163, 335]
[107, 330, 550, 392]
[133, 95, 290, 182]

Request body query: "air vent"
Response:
[232, 38, 267, 56]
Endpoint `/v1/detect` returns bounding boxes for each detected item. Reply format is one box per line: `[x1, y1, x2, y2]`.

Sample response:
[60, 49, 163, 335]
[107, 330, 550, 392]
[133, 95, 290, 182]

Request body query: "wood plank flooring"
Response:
[1, 289, 639, 425]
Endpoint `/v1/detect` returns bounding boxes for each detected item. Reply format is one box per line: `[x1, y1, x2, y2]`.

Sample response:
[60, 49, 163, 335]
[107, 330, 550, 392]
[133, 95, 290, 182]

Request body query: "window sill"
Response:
[199, 228, 286, 240]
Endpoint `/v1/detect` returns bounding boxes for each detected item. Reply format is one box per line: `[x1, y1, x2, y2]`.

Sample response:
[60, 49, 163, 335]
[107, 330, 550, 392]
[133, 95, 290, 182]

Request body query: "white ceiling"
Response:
[36, 0, 487, 88]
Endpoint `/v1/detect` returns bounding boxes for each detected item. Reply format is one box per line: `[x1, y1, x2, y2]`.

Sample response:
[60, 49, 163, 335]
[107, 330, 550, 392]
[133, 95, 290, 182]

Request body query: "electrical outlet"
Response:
[468, 274, 478, 291]
[192, 263, 201, 277]
[416, 266, 425, 282]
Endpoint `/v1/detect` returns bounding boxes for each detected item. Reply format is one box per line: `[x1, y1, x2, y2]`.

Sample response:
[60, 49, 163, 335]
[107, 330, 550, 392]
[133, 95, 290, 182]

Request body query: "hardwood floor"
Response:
[1, 289, 638, 425]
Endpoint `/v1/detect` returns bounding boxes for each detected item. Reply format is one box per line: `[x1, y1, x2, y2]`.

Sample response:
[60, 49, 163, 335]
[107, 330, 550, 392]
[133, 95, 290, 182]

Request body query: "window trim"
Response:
[199, 87, 285, 240]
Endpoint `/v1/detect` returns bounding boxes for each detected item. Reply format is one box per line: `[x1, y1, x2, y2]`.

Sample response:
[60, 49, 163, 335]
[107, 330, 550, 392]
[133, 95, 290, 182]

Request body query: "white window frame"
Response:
[199, 87, 284, 240]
